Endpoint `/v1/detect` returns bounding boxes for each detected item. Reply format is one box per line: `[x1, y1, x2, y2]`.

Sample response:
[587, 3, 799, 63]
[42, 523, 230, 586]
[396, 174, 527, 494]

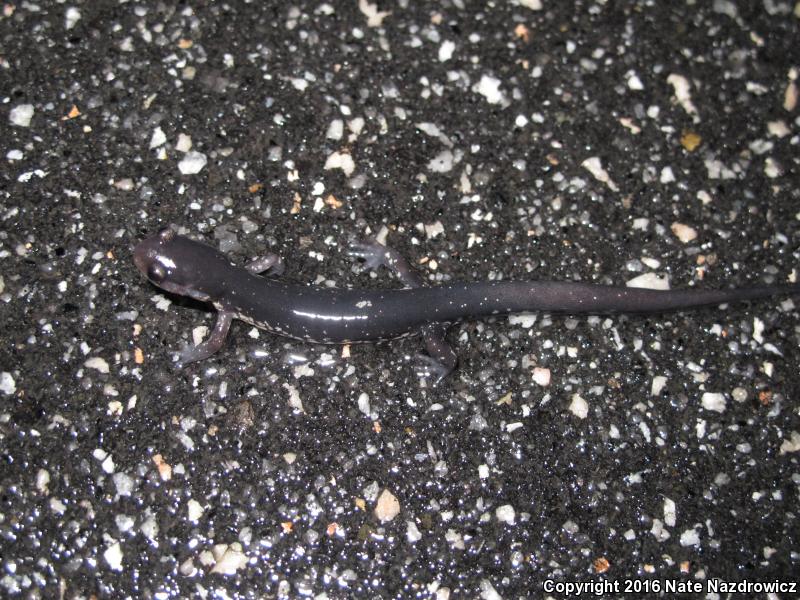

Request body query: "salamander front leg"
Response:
[350, 238, 459, 382]
[246, 253, 285, 277]
[175, 310, 234, 367]
[348, 239, 424, 288]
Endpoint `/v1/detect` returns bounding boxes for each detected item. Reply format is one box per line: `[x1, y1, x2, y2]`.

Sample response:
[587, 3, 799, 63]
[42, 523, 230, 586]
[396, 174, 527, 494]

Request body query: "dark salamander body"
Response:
[134, 227, 799, 380]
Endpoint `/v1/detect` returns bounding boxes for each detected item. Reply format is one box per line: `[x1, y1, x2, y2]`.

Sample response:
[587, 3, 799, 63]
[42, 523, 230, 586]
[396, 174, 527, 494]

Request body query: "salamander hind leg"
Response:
[350, 238, 459, 381]
[246, 254, 285, 277]
[413, 325, 458, 384]
[175, 310, 234, 368]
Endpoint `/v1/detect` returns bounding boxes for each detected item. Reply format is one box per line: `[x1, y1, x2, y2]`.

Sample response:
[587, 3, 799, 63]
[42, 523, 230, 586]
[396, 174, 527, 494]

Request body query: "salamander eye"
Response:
[147, 263, 166, 282]
[158, 227, 176, 243]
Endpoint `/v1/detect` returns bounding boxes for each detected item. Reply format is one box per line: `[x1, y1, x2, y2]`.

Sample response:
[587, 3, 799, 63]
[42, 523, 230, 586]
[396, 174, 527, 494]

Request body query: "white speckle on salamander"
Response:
[356, 300, 373, 308]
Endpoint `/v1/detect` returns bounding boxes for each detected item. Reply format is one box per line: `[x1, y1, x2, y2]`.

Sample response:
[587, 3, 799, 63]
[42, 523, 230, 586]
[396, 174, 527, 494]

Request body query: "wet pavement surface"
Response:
[2, 1, 799, 598]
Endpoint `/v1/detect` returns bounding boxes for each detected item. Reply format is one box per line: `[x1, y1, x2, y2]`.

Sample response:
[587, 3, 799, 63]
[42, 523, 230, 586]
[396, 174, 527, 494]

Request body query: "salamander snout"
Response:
[133, 227, 176, 280]
[132, 240, 151, 277]
[133, 227, 222, 302]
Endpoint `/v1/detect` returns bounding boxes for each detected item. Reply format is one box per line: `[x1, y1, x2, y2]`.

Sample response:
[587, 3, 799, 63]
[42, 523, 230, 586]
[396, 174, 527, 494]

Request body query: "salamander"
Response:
[133, 227, 799, 380]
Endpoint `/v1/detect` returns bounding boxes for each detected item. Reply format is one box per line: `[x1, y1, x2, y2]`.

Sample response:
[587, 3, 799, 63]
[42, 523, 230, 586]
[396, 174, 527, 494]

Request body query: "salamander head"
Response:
[134, 227, 228, 302]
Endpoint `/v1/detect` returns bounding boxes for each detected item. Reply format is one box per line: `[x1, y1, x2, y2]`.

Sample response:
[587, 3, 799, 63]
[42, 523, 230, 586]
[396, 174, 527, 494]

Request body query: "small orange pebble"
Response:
[372, 421, 382, 434]
[178, 38, 193, 49]
[784, 81, 797, 112]
[290, 192, 302, 214]
[248, 183, 263, 193]
[326, 522, 338, 536]
[324, 194, 343, 209]
[514, 23, 530, 43]
[593, 556, 610, 573]
[61, 105, 81, 120]
[758, 390, 772, 406]
[281, 521, 293, 533]
[152, 454, 172, 481]
[680, 130, 702, 151]
[134, 347, 144, 364]
[355, 498, 366, 511]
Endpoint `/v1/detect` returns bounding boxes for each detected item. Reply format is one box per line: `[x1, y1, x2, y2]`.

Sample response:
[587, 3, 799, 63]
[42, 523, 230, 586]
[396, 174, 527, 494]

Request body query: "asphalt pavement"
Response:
[2, 1, 799, 597]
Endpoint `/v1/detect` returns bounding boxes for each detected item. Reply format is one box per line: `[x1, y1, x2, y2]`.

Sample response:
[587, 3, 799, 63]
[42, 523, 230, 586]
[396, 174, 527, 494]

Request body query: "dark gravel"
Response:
[2, 1, 799, 598]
